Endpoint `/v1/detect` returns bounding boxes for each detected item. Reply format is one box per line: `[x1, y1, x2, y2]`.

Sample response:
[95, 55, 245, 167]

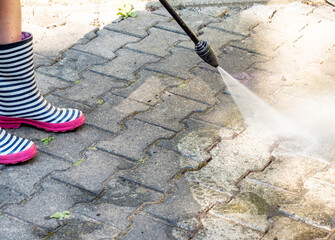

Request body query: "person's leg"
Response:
[0, 0, 22, 44]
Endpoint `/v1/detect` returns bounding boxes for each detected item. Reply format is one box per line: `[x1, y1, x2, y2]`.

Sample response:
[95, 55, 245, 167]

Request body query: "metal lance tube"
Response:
[159, 0, 219, 68]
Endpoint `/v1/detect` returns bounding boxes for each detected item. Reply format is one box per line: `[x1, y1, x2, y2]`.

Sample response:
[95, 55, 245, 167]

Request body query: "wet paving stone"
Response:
[72, 178, 162, 230]
[144, 178, 201, 232]
[47, 215, 120, 240]
[0, 215, 46, 240]
[4, 179, 94, 231]
[52, 150, 134, 195]
[121, 213, 191, 240]
[96, 119, 175, 161]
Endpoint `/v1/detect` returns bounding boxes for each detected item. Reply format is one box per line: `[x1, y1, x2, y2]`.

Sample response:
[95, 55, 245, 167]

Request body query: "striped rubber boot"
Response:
[0, 127, 36, 164]
[0, 32, 85, 132]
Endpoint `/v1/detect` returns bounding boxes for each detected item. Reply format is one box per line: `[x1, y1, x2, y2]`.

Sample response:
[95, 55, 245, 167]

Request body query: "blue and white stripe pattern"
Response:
[0, 33, 81, 123]
[0, 127, 33, 156]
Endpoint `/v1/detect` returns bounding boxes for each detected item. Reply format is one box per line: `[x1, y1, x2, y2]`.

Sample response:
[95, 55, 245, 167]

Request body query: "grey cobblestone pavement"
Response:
[1, 0, 335, 239]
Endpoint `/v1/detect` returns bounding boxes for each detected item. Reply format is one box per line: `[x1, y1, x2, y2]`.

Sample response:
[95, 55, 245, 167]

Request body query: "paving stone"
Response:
[91, 48, 161, 81]
[216, 45, 269, 74]
[280, 177, 335, 231]
[104, 11, 168, 38]
[96, 119, 175, 161]
[249, 151, 328, 193]
[169, 75, 219, 105]
[126, 28, 188, 57]
[145, 47, 202, 80]
[144, 178, 201, 231]
[111, 72, 182, 106]
[155, 9, 218, 35]
[312, 4, 335, 20]
[207, 5, 276, 36]
[262, 216, 328, 240]
[192, 213, 262, 240]
[193, 93, 244, 130]
[86, 93, 150, 133]
[48, 215, 120, 240]
[0, 186, 26, 208]
[4, 179, 94, 231]
[52, 150, 134, 195]
[34, 23, 96, 59]
[34, 53, 55, 68]
[0, 215, 45, 240]
[53, 70, 124, 107]
[73, 28, 139, 59]
[121, 213, 191, 240]
[45, 94, 92, 113]
[119, 147, 193, 193]
[35, 71, 71, 96]
[72, 178, 162, 230]
[188, 67, 226, 95]
[178, 26, 243, 55]
[184, 128, 272, 196]
[0, 152, 70, 196]
[293, 19, 335, 58]
[10, 124, 110, 163]
[135, 93, 208, 132]
[158, 119, 223, 162]
[37, 49, 107, 82]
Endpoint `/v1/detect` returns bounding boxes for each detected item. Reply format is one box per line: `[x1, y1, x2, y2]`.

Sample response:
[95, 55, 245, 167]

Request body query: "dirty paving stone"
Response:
[125, 27, 188, 57]
[86, 93, 150, 133]
[0, 152, 71, 196]
[4, 179, 94, 231]
[104, 11, 168, 38]
[37, 49, 107, 82]
[0, 215, 46, 240]
[144, 178, 201, 232]
[193, 93, 244, 130]
[91, 48, 161, 81]
[145, 47, 202, 80]
[155, 8, 218, 35]
[53, 70, 124, 107]
[135, 93, 208, 132]
[119, 147, 193, 194]
[72, 178, 162, 230]
[0, 186, 26, 209]
[121, 213, 191, 240]
[111, 72, 182, 106]
[47, 215, 120, 240]
[72, 28, 139, 59]
[35, 71, 70, 96]
[96, 119, 175, 161]
[52, 150, 134, 195]
[262, 216, 329, 240]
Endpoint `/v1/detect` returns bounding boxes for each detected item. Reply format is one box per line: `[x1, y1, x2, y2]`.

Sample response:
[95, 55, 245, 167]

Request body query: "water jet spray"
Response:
[159, 0, 219, 68]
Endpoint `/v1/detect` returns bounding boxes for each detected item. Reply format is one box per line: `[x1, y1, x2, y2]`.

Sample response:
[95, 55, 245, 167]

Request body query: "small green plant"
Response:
[137, 156, 147, 164]
[50, 211, 70, 220]
[41, 136, 55, 146]
[98, 98, 104, 105]
[117, 1, 137, 19]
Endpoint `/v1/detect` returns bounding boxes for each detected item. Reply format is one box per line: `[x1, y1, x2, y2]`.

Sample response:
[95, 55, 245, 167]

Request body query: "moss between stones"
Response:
[247, 192, 272, 215]
[293, 230, 327, 240]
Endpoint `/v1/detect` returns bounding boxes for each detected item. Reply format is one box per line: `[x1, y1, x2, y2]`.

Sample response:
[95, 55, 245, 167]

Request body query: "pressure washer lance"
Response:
[159, 0, 219, 68]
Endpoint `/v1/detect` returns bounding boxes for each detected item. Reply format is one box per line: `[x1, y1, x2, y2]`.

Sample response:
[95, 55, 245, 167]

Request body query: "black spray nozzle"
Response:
[195, 40, 219, 68]
[159, 0, 219, 68]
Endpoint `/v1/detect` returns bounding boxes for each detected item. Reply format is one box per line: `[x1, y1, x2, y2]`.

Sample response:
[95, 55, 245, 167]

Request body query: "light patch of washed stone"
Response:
[280, 177, 335, 231]
[249, 151, 328, 192]
[262, 216, 328, 240]
[192, 213, 262, 240]
[184, 128, 273, 195]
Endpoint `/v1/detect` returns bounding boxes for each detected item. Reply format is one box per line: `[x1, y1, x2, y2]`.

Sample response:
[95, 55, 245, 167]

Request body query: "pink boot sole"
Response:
[0, 113, 85, 132]
[0, 144, 37, 165]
